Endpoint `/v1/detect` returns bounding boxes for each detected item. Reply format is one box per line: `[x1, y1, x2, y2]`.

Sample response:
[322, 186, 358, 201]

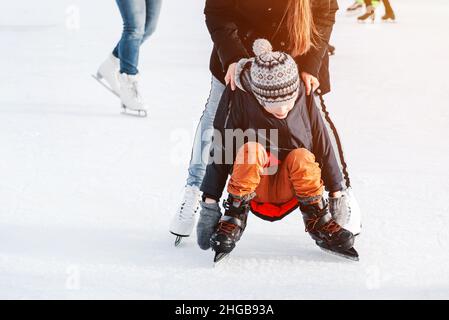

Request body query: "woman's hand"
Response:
[301, 72, 320, 96]
[225, 62, 238, 91]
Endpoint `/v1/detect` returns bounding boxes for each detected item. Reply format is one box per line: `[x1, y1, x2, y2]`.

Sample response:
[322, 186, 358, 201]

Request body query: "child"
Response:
[197, 39, 358, 261]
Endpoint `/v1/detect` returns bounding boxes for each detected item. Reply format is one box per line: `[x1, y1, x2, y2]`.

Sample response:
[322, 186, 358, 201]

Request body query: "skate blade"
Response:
[357, 19, 375, 24]
[174, 236, 183, 247]
[213, 252, 230, 266]
[121, 105, 148, 118]
[169, 232, 188, 247]
[320, 247, 359, 262]
[91, 74, 120, 98]
[357, 16, 376, 24]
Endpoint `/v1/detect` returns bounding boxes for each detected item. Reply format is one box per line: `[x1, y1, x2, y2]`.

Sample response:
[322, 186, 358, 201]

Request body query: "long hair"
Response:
[285, 0, 320, 57]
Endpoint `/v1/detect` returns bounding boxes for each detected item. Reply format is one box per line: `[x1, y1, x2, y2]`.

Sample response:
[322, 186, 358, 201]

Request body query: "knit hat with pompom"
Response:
[245, 39, 300, 108]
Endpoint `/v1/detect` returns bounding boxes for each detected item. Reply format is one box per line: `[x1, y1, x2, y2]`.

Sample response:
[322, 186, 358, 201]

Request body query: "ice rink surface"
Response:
[1, 0, 448, 299]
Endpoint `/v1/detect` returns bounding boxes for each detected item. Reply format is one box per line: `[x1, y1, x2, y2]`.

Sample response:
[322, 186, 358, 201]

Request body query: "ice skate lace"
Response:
[218, 221, 238, 235]
[305, 216, 341, 234]
[179, 188, 199, 221]
[130, 81, 143, 103]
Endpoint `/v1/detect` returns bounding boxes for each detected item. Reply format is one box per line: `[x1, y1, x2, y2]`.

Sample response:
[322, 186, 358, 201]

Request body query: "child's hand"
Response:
[197, 201, 222, 250]
[329, 192, 350, 227]
[225, 63, 237, 91]
[301, 72, 320, 96]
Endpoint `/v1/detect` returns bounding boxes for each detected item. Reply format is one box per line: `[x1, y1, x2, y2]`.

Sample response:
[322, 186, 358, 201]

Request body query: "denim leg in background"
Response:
[141, 0, 162, 44]
[112, 0, 162, 75]
[186, 76, 226, 187]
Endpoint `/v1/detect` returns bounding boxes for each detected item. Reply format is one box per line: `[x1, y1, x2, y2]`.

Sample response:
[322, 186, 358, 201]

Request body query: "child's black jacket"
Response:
[200, 83, 343, 201]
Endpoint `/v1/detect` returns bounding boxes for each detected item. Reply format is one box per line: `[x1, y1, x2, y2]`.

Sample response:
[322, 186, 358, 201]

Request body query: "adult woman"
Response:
[169, 0, 341, 244]
[96, 0, 162, 114]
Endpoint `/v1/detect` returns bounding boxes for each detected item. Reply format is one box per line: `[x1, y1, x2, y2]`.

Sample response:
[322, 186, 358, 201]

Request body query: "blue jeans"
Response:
[186, 76, 226, 187]
[113, 0, 162, 75]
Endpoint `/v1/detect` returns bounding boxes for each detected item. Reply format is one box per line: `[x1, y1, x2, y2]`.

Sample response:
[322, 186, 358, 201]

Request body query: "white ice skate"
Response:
[118, 73, 149, 117]
[93, 54, 120, 97]
[169, 185, 201, 246]
[346, 1, 363, 14]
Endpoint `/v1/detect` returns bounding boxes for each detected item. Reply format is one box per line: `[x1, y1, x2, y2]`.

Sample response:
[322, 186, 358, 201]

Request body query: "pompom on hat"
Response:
[252, 38, 273, 56]
[235, 39, 300, 109]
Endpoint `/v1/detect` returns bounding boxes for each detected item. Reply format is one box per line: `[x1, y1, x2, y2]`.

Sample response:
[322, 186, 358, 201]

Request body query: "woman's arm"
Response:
[296, 0, 339, 80]
[307, 94, 344, 193]
[204, 0, 250, 74]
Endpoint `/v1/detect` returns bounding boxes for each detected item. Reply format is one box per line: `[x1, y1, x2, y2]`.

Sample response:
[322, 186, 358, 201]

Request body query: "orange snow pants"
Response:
[227, 142, 324, 204]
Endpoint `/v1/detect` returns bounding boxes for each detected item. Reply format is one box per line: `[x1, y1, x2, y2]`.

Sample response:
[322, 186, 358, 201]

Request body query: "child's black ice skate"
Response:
[210, 194, 252, 264]
[300, 198, 359, 261]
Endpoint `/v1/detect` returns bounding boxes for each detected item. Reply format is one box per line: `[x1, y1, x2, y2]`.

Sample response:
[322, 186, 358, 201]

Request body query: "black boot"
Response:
[300, 198, 354, 251]
[358, 5, 376, 22]
[381, 10, 395, 22]
[382, 0, 395, 21]
[210, 194, 253, 260]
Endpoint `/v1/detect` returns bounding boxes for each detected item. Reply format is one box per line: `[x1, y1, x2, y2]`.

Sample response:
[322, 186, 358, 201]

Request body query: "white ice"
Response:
[1, 0, 449, 299]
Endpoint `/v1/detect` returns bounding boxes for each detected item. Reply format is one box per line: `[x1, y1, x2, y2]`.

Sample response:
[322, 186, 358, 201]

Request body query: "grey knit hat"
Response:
[236, 39, 300, 108]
